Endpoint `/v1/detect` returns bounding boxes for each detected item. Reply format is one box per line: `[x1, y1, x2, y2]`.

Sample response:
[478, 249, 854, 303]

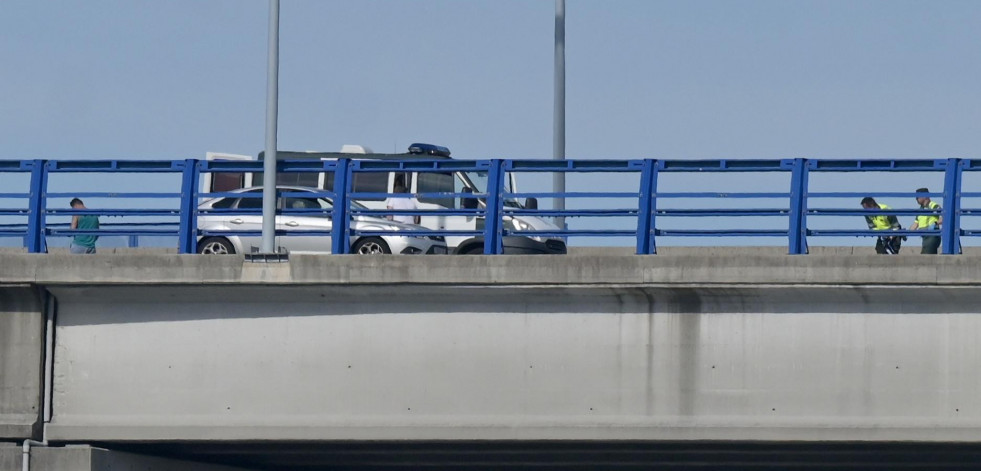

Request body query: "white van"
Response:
[203, 145, 567, 254]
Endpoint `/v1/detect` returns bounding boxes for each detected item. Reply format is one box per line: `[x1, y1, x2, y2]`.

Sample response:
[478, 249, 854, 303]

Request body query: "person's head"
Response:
[393, 184, 407, 193]
[915, 187, 930, 206]
[70, 198, 84, 209]
[860, 197, 878, 209]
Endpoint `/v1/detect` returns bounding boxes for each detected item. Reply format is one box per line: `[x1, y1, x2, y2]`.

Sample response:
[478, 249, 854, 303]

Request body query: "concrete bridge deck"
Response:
[2, 249, 981, 286]
[3, 252, 981, 469]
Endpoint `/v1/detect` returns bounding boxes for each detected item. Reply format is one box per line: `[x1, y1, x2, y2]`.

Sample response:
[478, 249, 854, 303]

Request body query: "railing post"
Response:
[178, 159, 200, 254]
[788, 158, 809, 255]
[25, 159, 48, 253]
[635, 159, 658, 255]
[331, 158, 351, 254]
[483, 159, 505, 254]
[941, 158, 962, 255]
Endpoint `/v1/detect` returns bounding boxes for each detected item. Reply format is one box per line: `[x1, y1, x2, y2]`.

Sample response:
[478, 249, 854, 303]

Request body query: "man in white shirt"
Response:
[385, 183, 420, 224]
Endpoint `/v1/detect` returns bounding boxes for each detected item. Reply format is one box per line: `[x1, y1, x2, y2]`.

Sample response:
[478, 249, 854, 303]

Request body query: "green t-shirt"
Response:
[73, 215, 99, 247]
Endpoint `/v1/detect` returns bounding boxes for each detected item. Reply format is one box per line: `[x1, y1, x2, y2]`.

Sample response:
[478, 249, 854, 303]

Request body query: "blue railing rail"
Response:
[0, 158, 973, 254]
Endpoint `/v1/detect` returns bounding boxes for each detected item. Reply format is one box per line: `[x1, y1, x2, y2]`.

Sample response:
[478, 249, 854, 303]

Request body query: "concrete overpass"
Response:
[3, 251, 981, 470]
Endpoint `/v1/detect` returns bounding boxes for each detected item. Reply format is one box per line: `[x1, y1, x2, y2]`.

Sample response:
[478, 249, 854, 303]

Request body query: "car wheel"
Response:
[198, 237, 235, 255]
[459, 244, 485, 255]
[352, 237, 391, 255]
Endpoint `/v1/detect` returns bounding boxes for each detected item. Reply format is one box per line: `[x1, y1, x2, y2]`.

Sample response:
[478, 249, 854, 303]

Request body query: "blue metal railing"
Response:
[0, 158, 973, 255]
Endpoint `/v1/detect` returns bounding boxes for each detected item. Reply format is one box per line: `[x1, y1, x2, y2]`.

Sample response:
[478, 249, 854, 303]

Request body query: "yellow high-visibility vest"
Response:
[870, 204, 894, 230]
[916, 201, 940, 229]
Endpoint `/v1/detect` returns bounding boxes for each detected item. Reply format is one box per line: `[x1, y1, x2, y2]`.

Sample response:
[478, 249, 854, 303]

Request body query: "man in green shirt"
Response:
[69, 198, 99, 254]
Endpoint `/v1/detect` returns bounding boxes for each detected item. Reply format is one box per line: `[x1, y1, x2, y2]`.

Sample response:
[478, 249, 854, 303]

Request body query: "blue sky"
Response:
[2, 1, 980, 247]
[5, 0, 981, 159]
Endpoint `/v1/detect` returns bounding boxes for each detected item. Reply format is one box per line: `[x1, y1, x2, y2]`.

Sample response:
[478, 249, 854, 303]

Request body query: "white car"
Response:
[195, 186, 446, 255]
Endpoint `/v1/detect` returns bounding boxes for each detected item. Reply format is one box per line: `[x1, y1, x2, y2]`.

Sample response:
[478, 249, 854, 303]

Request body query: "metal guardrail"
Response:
[0, 158, 973, 254]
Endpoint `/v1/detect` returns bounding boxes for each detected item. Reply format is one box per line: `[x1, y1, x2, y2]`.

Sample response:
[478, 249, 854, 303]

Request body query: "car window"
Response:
[393, 172, 411, 190]
[277, 173, 319, 188]
[211, 197, 235, 209]
[212, 172, 246, 192]
[235, 190, 264, 209]
[284, 197, 322, 210]
[418, 172, 456, 209]
[351, 172, 388, 201]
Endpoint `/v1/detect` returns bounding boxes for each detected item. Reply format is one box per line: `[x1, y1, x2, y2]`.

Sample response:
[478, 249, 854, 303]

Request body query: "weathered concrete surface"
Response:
[0, 444, 17, 471]
[5, 252, 981, 446]
[40, 284, 981, 442]
[0, 287, 43, 440]
[2, 252, 981, 286]
[567, 246, 981, 256]
[0, 444, 249, 471]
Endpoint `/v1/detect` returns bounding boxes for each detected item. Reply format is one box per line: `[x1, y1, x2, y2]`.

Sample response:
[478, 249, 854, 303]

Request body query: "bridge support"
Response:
[0, 287, 44, 441]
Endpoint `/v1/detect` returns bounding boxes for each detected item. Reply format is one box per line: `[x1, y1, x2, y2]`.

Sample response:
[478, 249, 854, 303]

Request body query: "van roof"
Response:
[258, 151, 454, 161]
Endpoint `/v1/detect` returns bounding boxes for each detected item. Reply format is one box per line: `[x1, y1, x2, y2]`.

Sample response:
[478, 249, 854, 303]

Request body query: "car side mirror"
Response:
[462, 187, 477, 209]
[525, 197, 538, 210]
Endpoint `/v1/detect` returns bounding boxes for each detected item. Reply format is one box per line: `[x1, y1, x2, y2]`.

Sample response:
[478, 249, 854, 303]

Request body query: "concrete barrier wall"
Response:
[5, 253, 981, 286]
[44, 284, 981, 442]
[0, 286, 44, 440]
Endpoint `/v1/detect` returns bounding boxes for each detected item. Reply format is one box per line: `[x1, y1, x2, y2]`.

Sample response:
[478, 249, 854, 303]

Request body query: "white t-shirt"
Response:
[385, 195, 418, 224]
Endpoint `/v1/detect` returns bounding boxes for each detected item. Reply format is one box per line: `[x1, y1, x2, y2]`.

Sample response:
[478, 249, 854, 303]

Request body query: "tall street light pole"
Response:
[261, 0, 280, 254]
[553, 0, 566, 228]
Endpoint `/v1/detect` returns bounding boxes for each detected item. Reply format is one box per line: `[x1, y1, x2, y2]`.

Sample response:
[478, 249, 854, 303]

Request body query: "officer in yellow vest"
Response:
[861, 197, 903, 254]
[909, 187, 941, 254]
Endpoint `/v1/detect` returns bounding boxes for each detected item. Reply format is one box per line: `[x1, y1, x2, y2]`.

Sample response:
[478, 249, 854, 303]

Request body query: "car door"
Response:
[197, 195, 233, 234]
[278, 194, 333, 253]
[230, 189, 267, 252]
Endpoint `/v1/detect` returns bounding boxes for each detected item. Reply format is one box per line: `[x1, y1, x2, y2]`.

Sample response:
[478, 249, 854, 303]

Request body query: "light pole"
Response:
[261, 0, 280, 254]
[553, 0, 566, 228]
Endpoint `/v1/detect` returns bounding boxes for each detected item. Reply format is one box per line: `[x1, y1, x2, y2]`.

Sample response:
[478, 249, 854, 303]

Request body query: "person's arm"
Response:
[864, 215, 875, 230]
[382, 198, 393, 221]
[70, 215, 79, 230]
[887, 215, 901, 230]
[910, 221, 919, 230]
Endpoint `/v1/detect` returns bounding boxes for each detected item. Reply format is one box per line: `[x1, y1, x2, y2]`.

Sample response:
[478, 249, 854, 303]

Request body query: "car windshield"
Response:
[460, 171, 520, 208]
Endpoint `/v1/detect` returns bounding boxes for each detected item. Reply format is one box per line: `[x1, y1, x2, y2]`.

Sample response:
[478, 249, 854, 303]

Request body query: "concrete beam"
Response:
[2, 252, 981, 286]
[40, 284, 981, 443]
[0, 287, 44, 440]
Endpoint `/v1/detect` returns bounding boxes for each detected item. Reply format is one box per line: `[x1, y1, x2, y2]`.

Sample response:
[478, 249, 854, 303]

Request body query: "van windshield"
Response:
[460, 171, 520, 208]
